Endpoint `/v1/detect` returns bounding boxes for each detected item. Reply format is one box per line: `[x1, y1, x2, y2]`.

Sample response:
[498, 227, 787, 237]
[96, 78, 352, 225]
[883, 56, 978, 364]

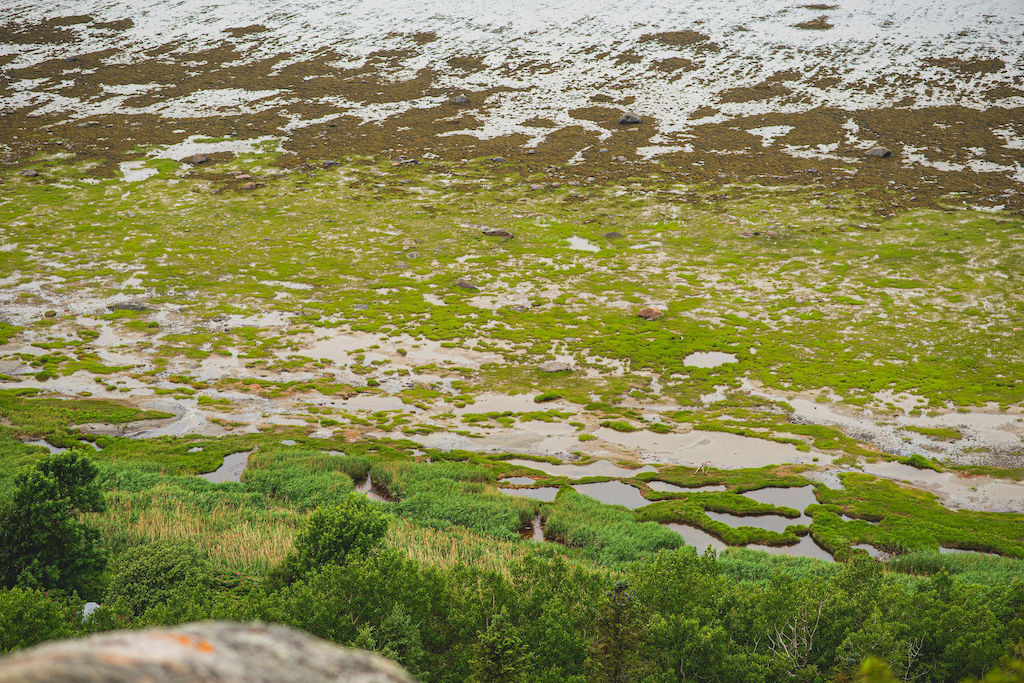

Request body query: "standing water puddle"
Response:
[520, 515, 545, 542]
[664, 524, 727, 553]
[683, 352, 737, 368]
[356, 475, 390, 502]
[501, 486, 560, 502]
[648, 481, 726, 493]
[501, 476, 536, 485]
[502, 457, 656, 478]
[742, 486, 817, 511]
[705, 510, 807, 532]
[199, 450, 252, 483]
[572, 481, 651, 509]
[567, 236, 600, 252]
[747, 536, 835, 562]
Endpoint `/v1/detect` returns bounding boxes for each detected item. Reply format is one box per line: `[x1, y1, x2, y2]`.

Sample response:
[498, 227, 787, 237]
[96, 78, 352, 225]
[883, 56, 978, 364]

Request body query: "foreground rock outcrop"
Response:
[0, 622, 416, 683]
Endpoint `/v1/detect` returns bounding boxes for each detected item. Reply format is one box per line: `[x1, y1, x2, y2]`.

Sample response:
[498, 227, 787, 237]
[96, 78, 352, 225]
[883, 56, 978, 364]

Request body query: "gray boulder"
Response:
[865, 146, 892, 158]
[0, 622, 416, 683]
[619, 112, 643, 125]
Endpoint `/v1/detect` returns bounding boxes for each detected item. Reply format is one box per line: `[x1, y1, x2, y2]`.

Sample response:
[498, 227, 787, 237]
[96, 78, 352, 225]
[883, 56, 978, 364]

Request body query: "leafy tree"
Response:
[270, 492, 389, 586]
[585, 581, 650, 683]
[103, 540, 213, 617]
[470, 607, 530, 683]
[0, 451, 105, 595]
[0, 587, 76, 653]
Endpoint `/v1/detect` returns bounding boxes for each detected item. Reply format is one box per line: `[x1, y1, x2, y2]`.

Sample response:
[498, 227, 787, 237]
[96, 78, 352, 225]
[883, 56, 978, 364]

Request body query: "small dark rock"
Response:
[509, 304, 530, 312]
[619, 112, 643, 125]
[451, 94, 470, 104]
[405, 251, 420, 259]
[108, 302, 148, 312]
[538, 361, 572, 373]
[394, 157, 418, 166]
[44, 310, 57, 318]
[604, 231, 624, 239]
[454, 278, 478, 290]
[491, 156, 506, 163]
[612, 155, 628, 162]
[482, 228, 514, 240]
[865, 146, 892, 158]
[20, 169, 38, 177]
[322, 160, 339, 168]
[186, 154, 210, 164]
[525, 149, 535, 155]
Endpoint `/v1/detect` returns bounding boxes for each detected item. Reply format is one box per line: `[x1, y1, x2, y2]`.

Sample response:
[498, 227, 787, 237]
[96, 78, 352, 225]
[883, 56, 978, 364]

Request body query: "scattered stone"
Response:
[637, 306, 665, 321]
[394, 157, 418, 166]
[405, 251, 420, 259]
[525, 149, 535, 155]
[322, 160, 339, 168]
[865, 146, 892, 158]
[0, 621, 416, 683]
[528, 183, 544, 190]
[352, 303, 369, 311]
[599, 148, 609, 153]
[240, 182, 258, 190]
[482, 228, 514, 239]
[185, 154, 210, 165]
[619, 112, 643, 125]
[20, 169, 38, 177]
[81, 602, 99, 620]
[454, 277, 478, 290]
[612, 156, 628, 162]
[604, 231, 624, 239]
[44, 310, 57, 318]
[538, 361, 572, 373]
[451, 94, 470, 104]
[509, 304, 530, 312]
[108, 302, 148, 312]
[76, 121, 100, 128]
[491, 156, 506, 163]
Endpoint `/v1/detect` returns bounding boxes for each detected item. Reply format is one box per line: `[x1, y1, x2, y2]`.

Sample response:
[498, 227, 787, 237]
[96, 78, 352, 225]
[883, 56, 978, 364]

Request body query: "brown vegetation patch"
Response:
[926, 57, 1006, 74]
[794, 17, 834, 31]
[719, 84, 792, 103]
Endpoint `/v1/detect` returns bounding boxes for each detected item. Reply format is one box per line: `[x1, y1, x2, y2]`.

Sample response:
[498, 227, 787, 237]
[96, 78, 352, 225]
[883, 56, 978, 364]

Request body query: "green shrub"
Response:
[103, 540, 213, 616]
[542, 490, 682, 565]
[0, 587, 76, 653]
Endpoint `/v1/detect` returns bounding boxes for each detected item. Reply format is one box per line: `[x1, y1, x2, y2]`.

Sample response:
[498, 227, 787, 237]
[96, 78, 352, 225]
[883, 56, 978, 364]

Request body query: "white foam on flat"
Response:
[2, 0, 1022, 144]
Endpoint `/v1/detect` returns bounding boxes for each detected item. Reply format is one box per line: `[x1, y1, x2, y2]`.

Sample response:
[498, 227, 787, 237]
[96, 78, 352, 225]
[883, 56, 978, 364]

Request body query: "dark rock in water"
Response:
[538, 361, 572, 373]
[637, 306, 665, 321]
[619, 112, 643, 125]
[108, 302, 148, 312]
[0, 622, 416, 683]
[482, 228, 514, 239]
[185, 154, 210, 164]
[352, 303, 369, 311]
[865, 146, 892, 158]
[604, 231, 624, 239]
[451, 94, 470, 104]
[20, 169, 38, 177]
[454, 278, 478, 290]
